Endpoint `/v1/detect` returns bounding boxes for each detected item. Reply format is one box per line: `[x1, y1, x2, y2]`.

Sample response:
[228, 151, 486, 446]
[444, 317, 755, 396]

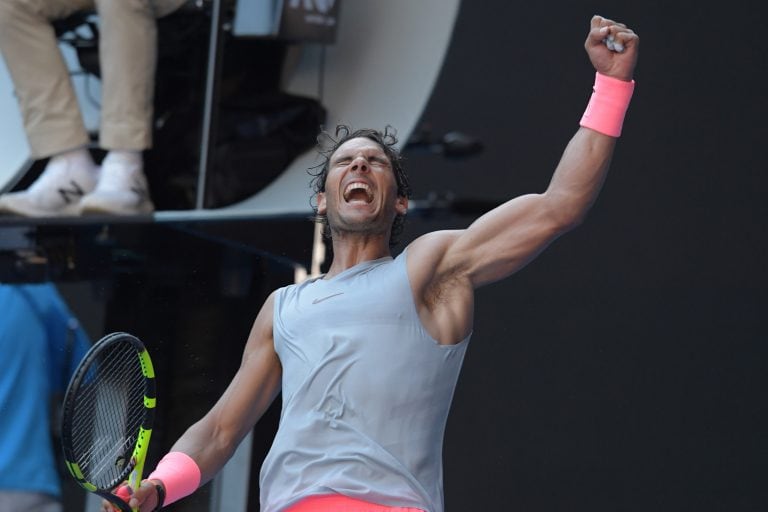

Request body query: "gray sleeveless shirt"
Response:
[260, 251, 470, 512]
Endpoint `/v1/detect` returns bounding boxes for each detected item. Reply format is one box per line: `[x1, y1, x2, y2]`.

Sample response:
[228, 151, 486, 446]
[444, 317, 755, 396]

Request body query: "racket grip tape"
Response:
[116, 486, 132, 504]
[147, 452, 201, 506]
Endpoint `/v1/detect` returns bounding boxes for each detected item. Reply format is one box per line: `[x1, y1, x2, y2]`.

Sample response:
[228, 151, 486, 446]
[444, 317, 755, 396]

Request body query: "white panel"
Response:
[223, 0, 461, 215]
[232, 0, 280, 36]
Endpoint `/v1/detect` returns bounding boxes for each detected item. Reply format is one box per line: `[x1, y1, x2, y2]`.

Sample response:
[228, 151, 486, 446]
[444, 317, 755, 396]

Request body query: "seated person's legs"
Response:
[0, 0, 186, 217]
[0, 0, 99, 217]
[78, 0, 162, 216]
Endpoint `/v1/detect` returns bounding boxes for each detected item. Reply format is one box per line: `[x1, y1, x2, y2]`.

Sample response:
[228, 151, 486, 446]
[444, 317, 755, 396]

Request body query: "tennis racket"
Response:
[60, 332, 157, 512]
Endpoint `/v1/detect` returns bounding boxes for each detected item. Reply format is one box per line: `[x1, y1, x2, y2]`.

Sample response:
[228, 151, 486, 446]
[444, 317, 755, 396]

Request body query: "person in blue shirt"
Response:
[0, 283, 91, 512]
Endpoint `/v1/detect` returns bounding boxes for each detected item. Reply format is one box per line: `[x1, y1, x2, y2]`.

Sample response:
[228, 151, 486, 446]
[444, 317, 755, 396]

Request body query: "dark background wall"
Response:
[398, 1, 767, 510]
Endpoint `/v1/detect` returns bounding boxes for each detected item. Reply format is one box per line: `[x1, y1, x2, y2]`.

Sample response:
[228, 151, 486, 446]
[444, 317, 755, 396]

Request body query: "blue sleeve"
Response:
[34, 284, 93, 394]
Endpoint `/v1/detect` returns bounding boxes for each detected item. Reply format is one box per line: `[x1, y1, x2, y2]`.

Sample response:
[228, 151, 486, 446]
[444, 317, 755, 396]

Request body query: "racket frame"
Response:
[60, 332, 156, 512]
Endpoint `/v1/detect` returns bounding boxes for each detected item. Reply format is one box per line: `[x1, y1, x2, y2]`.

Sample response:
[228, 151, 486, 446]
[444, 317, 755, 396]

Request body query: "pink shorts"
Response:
[285, 494, 425, 511]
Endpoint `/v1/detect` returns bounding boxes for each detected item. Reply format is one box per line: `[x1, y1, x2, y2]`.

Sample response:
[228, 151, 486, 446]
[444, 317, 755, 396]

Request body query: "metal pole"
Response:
[196, 0, 224, 209]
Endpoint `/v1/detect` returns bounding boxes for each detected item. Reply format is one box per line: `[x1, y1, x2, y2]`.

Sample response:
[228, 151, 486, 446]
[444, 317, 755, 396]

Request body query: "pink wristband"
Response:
[148, 451, 201, 507]
[579, 72, 635, 137]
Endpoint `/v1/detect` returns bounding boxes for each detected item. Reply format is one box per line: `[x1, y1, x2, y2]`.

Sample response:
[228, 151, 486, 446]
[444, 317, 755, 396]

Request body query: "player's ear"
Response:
[317, 192, 327, 215]
[395, 195, 408, 215]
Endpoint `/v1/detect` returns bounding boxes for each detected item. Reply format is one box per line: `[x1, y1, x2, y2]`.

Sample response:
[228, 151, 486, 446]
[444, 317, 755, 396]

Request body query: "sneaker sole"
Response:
[0, 199, 82, 218]
[79, 203, 155, 216]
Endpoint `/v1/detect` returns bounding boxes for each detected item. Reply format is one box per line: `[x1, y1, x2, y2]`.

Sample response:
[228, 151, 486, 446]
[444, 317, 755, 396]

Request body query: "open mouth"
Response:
[343, 182, 374, 204]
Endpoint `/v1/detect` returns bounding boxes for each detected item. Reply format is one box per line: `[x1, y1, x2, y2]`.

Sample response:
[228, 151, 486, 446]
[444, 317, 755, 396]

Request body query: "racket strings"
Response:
[69, 342, 148, 489]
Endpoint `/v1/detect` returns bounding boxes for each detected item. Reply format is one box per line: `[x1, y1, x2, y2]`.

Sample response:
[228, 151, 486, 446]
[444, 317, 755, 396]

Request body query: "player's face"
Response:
[318, 137, 407, 237]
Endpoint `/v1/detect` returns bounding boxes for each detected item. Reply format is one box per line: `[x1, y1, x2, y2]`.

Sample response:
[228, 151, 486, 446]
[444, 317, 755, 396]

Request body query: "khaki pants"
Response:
[0, 0, 185, 158]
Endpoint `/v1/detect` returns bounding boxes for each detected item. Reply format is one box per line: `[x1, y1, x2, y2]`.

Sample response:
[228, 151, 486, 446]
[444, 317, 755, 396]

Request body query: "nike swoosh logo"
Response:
[312, 292, 345, 304]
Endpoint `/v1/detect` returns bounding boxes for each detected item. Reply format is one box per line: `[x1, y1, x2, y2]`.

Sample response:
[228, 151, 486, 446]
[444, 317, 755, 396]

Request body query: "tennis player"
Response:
[109, 15, 639, 512]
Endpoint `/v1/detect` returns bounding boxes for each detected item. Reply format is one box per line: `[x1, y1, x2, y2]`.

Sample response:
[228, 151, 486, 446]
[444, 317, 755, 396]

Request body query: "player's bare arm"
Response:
[407, 15, 639, 345]
[170, 291, 282, 483]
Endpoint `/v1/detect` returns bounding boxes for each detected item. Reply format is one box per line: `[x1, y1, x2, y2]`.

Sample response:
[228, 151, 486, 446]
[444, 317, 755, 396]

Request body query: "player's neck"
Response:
[324, 236, 391, 279]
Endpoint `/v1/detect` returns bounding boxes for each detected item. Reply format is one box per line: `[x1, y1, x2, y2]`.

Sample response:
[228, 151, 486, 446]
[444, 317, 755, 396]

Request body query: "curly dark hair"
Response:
[309, 125, 412, 247]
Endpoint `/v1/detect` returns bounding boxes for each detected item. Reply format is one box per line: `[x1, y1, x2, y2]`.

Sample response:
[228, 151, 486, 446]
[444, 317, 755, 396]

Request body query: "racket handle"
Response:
[127, 426, 153, 510]
[127, 471, 140, 512]
[112, 487, 134, 512]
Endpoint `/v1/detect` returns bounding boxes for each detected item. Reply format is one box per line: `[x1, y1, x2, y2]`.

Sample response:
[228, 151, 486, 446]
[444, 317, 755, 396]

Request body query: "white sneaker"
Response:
[79, 152, 155, 215]
[0, 150, 98, 217]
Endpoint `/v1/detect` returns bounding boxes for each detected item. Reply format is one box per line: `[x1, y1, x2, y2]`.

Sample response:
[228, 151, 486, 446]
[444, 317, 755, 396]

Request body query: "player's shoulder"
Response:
[408, 229, 463, 254]
[405, 229, 464, 280]
[256, 290, 279, 321]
